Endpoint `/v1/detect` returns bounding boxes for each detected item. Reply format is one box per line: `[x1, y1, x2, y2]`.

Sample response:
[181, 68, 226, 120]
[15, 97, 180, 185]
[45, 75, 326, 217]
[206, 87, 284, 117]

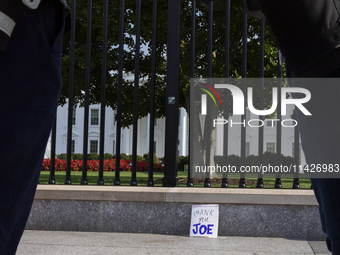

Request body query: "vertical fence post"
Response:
[293, 120, 300, 189]
[81, 0, 94, 185]
[65, 0, 77, 185]
[221, 0, 231, 188]
[147, 0, 158, 187]
[163, 0, 181, 187]
[239, 0, 247, 188]
[114, 0, 125, 186]
[49, 116, 57, 184]
[275, 51, 283, 188]
[257, 19, 265, 188]
[131, 0, 142, 186]
[204, 1, 214, 188]
[98, 0, 109, 185]
[187, 0, 196, 187]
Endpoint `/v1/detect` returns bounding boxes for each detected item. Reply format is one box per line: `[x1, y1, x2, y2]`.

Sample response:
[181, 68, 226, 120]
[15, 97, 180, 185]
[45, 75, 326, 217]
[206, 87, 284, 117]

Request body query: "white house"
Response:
[45, 103, 306, 166]
[44, 105, 189, 159]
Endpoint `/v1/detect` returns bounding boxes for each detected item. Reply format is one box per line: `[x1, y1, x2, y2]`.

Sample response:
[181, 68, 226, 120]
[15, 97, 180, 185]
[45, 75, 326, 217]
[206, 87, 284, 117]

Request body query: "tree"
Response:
[60, 0, 281, 128]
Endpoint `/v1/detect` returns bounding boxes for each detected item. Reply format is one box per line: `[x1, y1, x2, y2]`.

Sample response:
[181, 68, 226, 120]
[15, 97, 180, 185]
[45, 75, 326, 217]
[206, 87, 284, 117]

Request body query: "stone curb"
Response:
[35, 185, 318, 206]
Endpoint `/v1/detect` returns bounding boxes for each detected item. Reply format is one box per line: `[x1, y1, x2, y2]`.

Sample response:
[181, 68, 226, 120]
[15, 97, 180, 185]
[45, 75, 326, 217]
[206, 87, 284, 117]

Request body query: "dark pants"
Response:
[0, 1, 65, 254]
[288, 68, 340, 255]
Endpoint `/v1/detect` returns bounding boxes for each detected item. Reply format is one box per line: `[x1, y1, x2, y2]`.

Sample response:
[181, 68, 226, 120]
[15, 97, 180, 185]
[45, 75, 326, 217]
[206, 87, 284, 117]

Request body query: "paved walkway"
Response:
[17, 230, 331, 255]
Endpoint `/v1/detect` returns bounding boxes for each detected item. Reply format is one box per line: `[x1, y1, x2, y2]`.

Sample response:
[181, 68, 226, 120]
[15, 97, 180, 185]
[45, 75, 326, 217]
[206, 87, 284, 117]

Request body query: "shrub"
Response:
[227, 154, 241, 168]
[120, 153, 129, 160]
[246, 155, 259, 166]
[72, 153, 83, 160]
[136, 155, 144, 161]
[87, 153, 99, 160]
[56, 153, 68, 160]
[214, 155, 224, 166]
[158, 157, 164, 165]
[143, 153, 160, 164]
[177, 156, 189, 171]
[263, 151, 276, 165]
[104, 153, 113, 160]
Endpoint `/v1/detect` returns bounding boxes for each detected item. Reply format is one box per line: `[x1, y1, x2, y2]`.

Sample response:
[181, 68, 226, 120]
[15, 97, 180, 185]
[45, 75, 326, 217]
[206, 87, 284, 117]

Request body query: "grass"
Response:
[39, 171, 311, 189]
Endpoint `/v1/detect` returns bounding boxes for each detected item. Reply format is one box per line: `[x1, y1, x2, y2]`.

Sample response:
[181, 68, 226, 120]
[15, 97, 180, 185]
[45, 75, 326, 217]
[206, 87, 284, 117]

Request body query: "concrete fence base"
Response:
[26, 185, 325, 240]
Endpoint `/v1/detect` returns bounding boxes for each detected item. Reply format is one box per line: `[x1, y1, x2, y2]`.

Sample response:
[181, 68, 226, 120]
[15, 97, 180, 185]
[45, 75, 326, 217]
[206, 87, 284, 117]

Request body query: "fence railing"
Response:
[45, 0, 304, 189]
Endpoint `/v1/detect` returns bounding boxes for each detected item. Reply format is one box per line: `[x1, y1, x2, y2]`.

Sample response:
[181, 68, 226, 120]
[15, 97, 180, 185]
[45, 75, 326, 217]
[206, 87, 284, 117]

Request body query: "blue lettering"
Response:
[199, 224, 207, 235]
[207, 224, 214, 234]
[192, 223, 200, 234]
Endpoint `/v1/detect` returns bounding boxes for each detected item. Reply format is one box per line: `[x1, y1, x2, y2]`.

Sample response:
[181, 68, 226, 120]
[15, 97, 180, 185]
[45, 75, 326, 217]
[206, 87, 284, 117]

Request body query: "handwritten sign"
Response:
[190, 204, 219, 238]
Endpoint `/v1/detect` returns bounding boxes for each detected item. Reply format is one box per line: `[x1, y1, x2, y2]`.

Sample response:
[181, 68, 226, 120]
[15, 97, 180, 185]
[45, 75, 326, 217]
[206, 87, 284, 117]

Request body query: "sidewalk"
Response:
[17, 230, 330, 255]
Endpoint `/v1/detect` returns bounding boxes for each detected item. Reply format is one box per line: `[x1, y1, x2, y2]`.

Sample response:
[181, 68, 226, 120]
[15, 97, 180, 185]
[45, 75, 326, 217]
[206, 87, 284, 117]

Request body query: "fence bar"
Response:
[257, 19, 265, 188]
[48, 116, 57, 184]
[147, 0, 157, 187]
[239, 0, 247, 188]
[130, 0, 142, 186]
[221, 0, 231, 188]
[114, 0, 125, 186]
[65, 0, 77, 185]
[98, 0, 109, 185]
[204, 1, 213, 188]
[187, 1, 196, 187]
[274, 51, 283, 188]
[163, 0, 181, 187]
[293, 121, 300, 188]
[81, 0, 93, 185]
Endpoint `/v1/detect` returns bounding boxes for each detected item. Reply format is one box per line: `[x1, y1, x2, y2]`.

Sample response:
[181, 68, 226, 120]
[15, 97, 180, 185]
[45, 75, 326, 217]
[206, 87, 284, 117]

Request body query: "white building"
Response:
[46, 105, 188, 158]
[45, 103, 306, 166]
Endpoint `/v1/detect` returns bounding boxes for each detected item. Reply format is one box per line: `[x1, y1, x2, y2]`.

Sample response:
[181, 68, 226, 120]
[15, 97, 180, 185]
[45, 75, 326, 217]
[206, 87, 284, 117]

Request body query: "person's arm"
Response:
[0, 0, 40, 53]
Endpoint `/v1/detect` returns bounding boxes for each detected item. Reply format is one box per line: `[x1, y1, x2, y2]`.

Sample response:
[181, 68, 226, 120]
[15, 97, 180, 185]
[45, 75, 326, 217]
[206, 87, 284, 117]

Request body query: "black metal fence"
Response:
[46, 0, 303, 189]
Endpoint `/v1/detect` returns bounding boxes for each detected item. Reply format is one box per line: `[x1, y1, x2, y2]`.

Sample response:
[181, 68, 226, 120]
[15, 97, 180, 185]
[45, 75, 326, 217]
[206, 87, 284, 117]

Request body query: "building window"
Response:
[153, 141, 156, 154]
[292, 142, 302, 164]
[72, 109, 76, 125]
[71, 140, 75, 154]
[91, 109, 99, 125]
[266, 142, 275, 153]
[154, 118, 157, 126]
[245, 142, 250, 157]
[90, 140, 98, 153]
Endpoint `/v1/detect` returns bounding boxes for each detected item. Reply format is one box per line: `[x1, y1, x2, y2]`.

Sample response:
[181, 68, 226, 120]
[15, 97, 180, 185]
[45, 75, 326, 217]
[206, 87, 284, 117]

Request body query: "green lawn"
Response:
[39, 171, 311, 189]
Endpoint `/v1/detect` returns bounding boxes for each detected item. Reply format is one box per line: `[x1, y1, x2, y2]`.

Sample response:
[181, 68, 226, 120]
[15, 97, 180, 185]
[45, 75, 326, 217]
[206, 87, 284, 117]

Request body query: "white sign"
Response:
[190, 204, 219, 238]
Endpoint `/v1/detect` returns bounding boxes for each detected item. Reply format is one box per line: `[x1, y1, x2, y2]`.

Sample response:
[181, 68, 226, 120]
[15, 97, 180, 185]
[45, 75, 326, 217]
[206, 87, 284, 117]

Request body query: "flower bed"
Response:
[42, 158, 164, 172]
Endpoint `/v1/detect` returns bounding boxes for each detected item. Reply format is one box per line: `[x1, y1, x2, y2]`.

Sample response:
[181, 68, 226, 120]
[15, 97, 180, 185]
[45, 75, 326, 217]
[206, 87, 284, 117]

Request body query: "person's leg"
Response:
[289, 69, 340, 254]
[0, 1, 65, 254]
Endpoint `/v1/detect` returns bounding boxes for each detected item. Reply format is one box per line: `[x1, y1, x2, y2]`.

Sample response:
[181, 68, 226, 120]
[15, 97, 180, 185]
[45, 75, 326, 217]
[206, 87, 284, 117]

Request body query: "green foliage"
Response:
[104, 153, 113, 160]
[246, 154, 259, 166]
[177, 156, 189, 171]
[87, 153, 99, 160]
[56, 153, 69, 160]
[263, 151, 276, 165]
[158, 157, 164, 165]
[60, 0, 280, 127]
[136, 155, 145, 161]
[214, 155, 224, 166]
[217, 153, 294, 166]
[72, 153, 83, 160]
[226, 154, 241, 168]
[143, 153, 160, 164]
[120, 153, 129, 160]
